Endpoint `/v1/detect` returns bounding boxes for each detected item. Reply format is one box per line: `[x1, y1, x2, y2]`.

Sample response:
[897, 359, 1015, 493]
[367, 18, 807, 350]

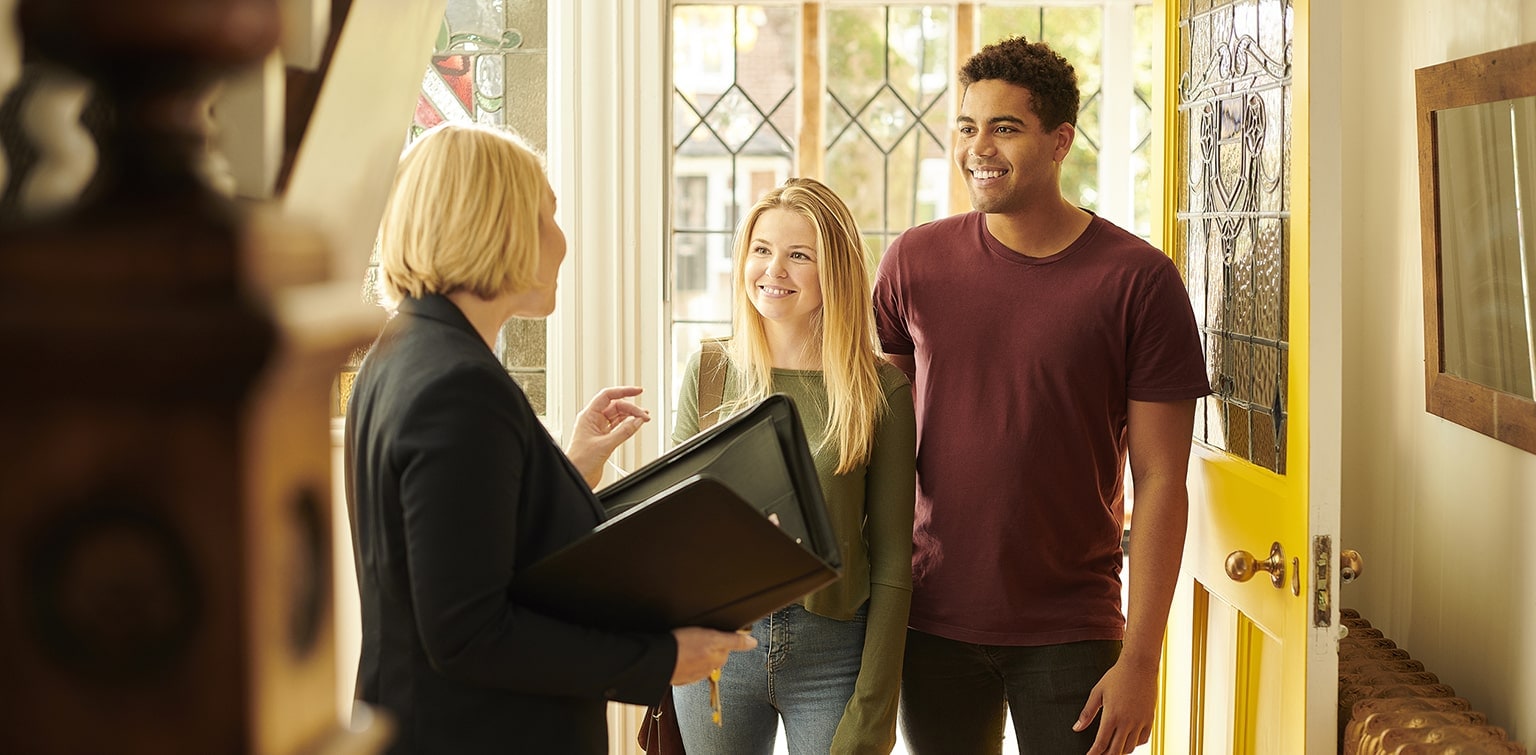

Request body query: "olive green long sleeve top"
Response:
[673, 353, 917, 754]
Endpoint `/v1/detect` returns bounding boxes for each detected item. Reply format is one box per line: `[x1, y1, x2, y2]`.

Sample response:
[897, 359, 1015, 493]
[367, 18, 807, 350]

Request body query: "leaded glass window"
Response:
[1176, 0, 1291, 472]
[824, 6, 953, 259]
[666, 1, 1156, 422]
[670, 4, 799, 394]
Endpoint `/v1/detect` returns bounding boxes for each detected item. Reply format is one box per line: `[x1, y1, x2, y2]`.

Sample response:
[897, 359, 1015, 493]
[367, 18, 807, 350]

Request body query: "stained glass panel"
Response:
[1177, 0, 1291, 472]
[502, 52, 547, 148]
[1257, 88, 1284, 214]
[413, 1, 538, 135]
[1255, 217, 1283, 341]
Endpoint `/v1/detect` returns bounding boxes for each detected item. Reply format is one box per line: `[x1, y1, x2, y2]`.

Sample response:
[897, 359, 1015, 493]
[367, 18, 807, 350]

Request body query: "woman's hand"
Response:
[565, 386, 651, 488]
[670, 627, 757, 685]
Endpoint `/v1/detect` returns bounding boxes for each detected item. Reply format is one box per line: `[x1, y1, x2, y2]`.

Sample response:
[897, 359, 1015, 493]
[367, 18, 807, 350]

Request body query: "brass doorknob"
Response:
[1225, 541, 1286, 589]
[1340, 549, 1364, 583]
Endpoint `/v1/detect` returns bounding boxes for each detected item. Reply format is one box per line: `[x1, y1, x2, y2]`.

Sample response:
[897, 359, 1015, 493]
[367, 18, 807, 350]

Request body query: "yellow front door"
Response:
[1154, 0, 1343, 752]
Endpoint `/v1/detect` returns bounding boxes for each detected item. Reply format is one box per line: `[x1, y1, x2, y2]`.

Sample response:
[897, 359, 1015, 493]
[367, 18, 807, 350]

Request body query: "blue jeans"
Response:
[900, 629, 1122, 755]
[675, 602, 867, 755]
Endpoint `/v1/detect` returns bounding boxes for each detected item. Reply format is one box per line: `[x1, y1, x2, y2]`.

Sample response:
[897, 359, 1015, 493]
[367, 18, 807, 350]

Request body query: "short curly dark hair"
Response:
[958, 36, 1080, 129]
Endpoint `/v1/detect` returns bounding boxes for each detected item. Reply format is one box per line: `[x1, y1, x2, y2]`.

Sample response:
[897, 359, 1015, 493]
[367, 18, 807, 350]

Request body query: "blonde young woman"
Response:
[671, 178, 917, 755]
[346, 122, 754, 754]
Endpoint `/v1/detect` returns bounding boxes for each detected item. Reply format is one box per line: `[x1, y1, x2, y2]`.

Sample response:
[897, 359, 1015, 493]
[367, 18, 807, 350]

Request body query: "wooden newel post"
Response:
[0, 1, 386, 752]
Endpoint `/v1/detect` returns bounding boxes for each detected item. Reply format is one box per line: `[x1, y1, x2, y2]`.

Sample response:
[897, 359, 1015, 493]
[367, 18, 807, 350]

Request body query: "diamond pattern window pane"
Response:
[735, 5, 798, 122]
[702, 86, 767, 153]
[858, 86, 916, 152]
[671, 4, 798, 402]
[825, 6, 949, 247]
[674, 91, 702, 140]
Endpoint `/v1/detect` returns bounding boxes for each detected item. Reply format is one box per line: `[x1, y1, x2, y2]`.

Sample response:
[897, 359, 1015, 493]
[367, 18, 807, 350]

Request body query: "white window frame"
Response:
[550, 0, 671, 473]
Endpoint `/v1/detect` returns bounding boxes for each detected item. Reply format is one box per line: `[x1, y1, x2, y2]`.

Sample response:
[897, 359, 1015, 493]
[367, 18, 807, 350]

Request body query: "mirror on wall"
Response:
[1417, 41, 1536, 454]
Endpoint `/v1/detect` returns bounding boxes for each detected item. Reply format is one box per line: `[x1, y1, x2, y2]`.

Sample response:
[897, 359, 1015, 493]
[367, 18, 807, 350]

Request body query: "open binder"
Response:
[512, 394, 842, 632]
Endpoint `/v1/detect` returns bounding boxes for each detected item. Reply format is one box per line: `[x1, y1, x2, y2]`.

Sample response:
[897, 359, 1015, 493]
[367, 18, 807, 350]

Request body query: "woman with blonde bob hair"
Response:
[346, 122, 755, 754]
[376, 122, 549, 306]
[670, 177, 917, 754]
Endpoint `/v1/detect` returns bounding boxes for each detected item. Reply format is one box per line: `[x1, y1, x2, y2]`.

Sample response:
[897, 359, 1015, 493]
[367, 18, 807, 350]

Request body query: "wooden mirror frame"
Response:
[1416, 41, 1536, 455]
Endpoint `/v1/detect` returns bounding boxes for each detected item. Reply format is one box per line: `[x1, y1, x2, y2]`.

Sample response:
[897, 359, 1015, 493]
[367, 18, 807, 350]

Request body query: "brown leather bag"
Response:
[637, 690, 686, 754]
[636, 339, 728, 754]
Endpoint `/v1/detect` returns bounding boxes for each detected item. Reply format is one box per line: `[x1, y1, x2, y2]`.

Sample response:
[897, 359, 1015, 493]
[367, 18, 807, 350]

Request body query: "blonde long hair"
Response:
[725, 178, 889, 474]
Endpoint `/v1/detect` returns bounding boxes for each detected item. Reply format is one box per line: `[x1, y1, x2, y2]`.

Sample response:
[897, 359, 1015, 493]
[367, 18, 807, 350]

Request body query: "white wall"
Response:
[1339, 0, 1536, 742]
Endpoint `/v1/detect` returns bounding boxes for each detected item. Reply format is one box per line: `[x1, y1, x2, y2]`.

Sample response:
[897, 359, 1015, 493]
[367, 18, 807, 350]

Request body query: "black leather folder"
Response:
[601, 393, 838, 564]
[511, 394, 842, 632]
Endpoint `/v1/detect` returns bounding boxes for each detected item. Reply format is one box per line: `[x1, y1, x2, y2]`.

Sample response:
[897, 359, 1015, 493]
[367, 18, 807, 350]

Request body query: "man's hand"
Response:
[564, 386, 650, 488]
[1076, 656, 1159, 755]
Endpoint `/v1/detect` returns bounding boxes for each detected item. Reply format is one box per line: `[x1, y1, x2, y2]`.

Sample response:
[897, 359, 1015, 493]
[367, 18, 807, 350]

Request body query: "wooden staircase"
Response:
[0, 1, 442, 751]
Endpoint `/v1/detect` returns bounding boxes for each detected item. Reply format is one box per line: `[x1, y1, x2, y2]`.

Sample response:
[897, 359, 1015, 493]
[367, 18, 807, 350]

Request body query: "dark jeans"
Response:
[900, 628, 1122, 755]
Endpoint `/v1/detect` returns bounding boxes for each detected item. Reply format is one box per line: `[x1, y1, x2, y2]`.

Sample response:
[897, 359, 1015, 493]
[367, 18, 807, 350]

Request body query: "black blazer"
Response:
[344, 294, 674, 754]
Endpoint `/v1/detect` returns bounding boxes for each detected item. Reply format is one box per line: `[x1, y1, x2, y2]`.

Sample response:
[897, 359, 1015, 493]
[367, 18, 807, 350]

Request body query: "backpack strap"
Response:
[697, 337, 728, 431]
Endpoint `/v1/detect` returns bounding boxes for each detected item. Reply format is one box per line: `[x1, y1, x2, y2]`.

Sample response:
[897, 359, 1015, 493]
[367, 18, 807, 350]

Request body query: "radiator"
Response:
[1338, 608, 1526, 754]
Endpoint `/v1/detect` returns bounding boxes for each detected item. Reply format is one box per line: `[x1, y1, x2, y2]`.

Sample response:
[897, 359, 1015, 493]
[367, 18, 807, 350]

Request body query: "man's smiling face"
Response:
[953, 78, 1075, 215]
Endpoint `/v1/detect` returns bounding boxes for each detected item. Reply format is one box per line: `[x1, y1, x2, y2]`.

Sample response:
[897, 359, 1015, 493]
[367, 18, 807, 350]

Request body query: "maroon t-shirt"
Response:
[873, 211, 1210, 646]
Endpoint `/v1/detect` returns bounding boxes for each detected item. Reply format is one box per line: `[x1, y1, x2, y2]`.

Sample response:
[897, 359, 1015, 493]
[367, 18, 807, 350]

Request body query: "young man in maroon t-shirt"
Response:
[873, 36, 1211, 755]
